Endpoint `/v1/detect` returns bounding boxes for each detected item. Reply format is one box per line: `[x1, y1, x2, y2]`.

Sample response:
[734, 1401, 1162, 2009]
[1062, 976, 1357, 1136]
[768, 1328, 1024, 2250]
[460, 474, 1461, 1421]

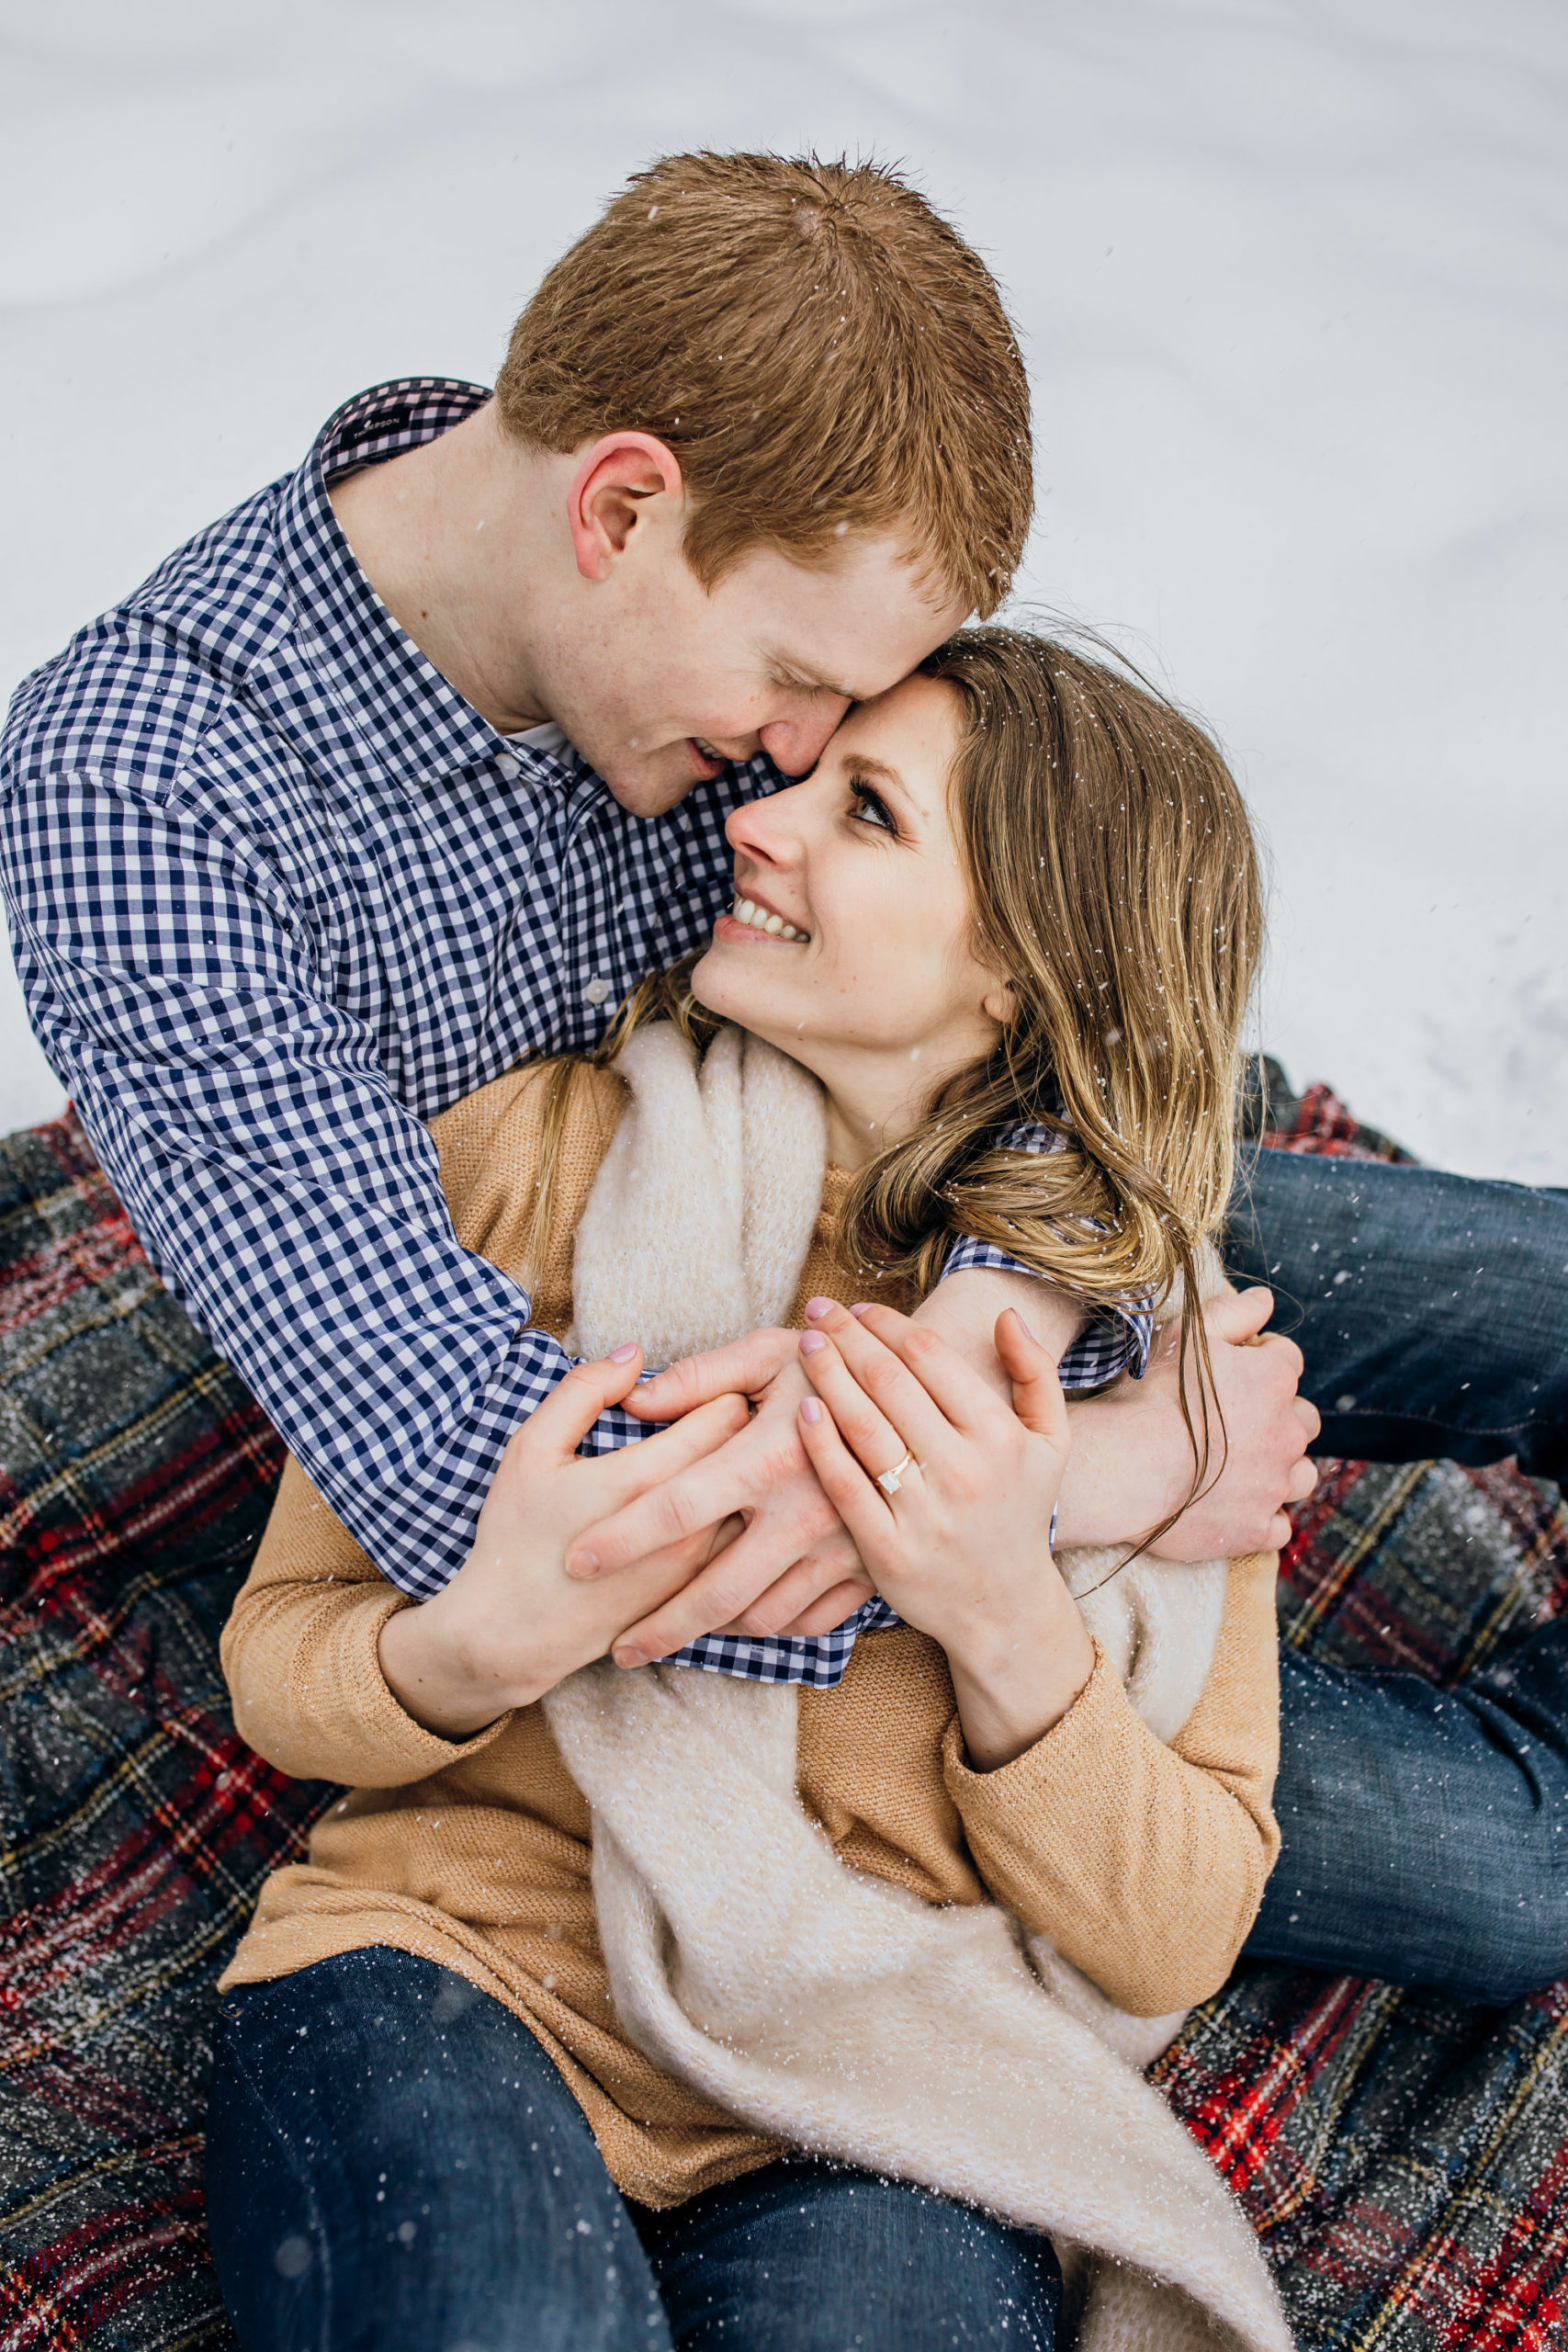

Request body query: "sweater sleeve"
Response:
[943, 1553, 1280, 2016]
[220, 1452, 515, 1784]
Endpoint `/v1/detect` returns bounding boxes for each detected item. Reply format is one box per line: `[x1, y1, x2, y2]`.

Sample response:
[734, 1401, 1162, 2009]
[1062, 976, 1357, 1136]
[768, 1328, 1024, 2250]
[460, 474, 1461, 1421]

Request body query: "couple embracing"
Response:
[4, 153, 1565, 2352]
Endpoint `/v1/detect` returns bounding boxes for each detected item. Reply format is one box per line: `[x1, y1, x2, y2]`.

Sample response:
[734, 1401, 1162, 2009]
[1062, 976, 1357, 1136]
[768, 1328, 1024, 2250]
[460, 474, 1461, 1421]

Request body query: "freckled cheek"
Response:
[823, 939, 942, 1023]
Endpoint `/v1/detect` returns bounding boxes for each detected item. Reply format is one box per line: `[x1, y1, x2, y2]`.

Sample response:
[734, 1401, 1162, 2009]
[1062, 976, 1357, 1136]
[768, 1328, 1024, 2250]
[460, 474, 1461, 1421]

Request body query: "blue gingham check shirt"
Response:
[1, 379, 1146, 1690]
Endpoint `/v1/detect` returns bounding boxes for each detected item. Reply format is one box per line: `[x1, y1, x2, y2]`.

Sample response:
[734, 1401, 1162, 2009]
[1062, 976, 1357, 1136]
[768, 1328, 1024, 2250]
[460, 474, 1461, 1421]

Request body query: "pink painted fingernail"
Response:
[799, 1330, 827, 1355]
[804, 1296, 835, 1320]
[609, 1341, 639, 1363]
[799, 1396, 823, 1424]
[849, 1303, 871, 1318]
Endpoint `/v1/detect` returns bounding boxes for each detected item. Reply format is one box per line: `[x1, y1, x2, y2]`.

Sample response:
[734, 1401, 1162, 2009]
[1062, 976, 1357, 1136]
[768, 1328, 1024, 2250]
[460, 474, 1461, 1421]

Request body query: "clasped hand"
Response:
[794, 1300, 1090, 1769]
[586, 1282, 1320, 1666]
[377, 1353, 750, 1736]
[380, 1301, 1090, 1773]
[381, 1282, 1321, 1741]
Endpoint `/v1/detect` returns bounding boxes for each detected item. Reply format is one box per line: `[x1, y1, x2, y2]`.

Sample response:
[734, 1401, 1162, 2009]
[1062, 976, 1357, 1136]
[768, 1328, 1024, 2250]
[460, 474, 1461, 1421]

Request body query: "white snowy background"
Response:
[2, 0, 1564, 1179]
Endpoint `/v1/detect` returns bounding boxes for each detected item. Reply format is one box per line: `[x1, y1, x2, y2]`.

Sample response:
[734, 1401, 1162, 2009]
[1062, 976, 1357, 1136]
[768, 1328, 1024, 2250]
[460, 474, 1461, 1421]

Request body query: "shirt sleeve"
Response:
[938, 1121, 1154, 1388]
[2, 769, 644, 1598]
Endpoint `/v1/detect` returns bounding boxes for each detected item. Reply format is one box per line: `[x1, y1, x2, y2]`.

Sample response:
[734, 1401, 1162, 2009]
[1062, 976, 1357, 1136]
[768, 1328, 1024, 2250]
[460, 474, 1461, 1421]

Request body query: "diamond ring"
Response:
[875, 1448, 917, 1497]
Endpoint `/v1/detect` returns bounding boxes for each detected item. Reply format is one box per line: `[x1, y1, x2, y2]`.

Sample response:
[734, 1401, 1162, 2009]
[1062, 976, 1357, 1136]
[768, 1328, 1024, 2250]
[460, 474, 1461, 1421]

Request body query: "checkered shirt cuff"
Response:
[671, 1596, 902, 1687]
[939, 1122, 1153, 1387]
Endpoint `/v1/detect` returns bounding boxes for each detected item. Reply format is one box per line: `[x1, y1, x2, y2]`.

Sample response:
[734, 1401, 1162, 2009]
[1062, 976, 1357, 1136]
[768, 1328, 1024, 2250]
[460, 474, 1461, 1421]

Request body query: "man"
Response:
[3, 153, 1564, 1999]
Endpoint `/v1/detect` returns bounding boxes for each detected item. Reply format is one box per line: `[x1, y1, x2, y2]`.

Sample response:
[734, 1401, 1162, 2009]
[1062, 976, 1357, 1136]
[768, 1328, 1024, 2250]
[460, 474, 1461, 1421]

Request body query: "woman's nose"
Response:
[726, 788, 807, 868]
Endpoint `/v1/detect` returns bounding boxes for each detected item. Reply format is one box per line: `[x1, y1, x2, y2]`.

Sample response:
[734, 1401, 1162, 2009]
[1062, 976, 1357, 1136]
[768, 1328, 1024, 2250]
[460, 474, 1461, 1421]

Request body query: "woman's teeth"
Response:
[732, 897, 808, 943]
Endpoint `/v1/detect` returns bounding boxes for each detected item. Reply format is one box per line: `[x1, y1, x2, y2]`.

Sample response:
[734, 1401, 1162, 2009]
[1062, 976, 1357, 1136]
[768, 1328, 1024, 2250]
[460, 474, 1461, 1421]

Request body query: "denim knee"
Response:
[1249, 1647, 1568, 2002]
[1440, 1635, 1568, 2002]
[639, 2155, 1062, 2351]
[1226, 1148, 1568, 1479]
[1455, 1870, 1568, 2006]
[206, 1949, 668, 2352]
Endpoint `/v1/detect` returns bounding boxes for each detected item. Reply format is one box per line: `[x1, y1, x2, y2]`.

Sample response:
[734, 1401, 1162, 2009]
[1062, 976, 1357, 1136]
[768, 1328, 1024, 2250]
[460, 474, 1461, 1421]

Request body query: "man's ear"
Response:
[567, 433, 684, 582]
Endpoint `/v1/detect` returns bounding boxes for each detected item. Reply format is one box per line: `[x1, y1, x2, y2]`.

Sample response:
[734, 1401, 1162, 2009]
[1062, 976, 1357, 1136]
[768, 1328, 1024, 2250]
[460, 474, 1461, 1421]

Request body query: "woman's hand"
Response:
[378, 1347, 749, 1737]
[794, 1300, 1094, 1771]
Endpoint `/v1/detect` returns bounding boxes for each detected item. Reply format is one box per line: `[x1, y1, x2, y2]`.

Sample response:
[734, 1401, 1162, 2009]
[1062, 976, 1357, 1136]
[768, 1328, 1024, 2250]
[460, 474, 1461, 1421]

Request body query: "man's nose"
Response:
[759, 701, 851, 777]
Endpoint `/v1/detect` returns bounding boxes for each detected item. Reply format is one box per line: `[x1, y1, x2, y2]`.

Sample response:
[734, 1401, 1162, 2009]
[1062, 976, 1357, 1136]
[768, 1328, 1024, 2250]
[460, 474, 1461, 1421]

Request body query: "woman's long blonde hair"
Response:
[530, 628, 1263, 1514]
[843, 629, 1262, 1306]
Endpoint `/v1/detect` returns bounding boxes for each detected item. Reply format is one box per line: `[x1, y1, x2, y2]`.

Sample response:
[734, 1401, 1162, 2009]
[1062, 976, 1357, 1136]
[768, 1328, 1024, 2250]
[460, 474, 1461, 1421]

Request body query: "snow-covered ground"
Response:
[3, 0, 1564, 1178]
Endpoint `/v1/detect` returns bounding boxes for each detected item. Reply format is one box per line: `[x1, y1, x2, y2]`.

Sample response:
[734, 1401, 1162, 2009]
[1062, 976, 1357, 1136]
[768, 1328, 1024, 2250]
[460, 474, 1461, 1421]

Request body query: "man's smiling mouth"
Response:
[687, 736, 729, 778]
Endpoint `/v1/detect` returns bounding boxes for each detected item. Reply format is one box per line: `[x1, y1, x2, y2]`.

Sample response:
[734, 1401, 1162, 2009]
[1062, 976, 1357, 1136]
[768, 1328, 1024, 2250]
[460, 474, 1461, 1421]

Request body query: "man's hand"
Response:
[904, 1265, 1087, 1394]
[574, 1329, 872, 1664]
[378, 1347, 748, 1736]
[1056, 1287, 1320, 1557]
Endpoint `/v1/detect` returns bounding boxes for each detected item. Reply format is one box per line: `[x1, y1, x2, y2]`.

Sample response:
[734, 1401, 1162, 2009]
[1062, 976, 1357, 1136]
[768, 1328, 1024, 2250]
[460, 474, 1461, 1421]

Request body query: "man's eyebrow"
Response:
[771, 656, 863, 700]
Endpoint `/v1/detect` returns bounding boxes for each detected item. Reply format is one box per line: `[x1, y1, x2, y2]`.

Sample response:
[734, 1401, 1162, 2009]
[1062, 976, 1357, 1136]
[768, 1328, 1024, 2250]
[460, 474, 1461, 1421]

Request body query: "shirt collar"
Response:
[273, 378, 586, 795]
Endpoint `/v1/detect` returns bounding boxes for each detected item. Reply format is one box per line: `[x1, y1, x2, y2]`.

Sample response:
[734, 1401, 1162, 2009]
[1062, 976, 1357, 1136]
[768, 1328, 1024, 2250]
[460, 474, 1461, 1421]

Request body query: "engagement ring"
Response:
[875, 1449, 917, 1496]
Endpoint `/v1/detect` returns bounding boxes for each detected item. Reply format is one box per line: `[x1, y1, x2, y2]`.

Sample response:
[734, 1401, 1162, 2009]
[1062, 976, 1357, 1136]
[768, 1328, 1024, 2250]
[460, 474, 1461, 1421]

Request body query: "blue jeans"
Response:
[206, 1948, 1063, 2352]
[1228, 1148, 1568, 1999]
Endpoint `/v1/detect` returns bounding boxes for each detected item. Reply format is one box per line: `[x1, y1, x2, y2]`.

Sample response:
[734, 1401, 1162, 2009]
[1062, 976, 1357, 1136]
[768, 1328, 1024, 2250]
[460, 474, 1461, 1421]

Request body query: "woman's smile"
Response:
[691, 675, 1014, 1170]
[717, 888, 812, 944]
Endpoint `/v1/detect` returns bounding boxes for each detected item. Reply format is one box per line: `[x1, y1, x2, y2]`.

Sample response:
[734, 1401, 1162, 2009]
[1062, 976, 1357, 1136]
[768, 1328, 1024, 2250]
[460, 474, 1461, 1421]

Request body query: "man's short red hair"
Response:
[495, 153, 1032, 617]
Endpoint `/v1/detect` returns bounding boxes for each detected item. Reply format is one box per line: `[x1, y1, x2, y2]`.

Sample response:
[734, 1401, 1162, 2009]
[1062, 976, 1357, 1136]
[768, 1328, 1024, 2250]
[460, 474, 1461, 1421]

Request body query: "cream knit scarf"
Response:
[542, 1022, 1290, 2352]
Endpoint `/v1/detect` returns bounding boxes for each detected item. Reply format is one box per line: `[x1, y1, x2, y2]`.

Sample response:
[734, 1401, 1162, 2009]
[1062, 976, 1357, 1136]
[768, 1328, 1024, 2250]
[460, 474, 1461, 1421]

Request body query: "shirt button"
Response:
[584, 978, 611, 1007]
[495, 752, 521, 780]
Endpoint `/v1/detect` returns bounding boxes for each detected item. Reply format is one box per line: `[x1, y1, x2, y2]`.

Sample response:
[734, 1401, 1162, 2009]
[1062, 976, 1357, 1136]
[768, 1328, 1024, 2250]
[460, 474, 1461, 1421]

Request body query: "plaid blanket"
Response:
[2, 1081, 1563, 2350]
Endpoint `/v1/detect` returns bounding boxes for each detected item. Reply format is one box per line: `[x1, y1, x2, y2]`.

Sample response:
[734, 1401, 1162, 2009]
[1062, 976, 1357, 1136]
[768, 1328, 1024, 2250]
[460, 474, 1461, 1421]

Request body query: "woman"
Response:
[208, 633, 1287, 2352]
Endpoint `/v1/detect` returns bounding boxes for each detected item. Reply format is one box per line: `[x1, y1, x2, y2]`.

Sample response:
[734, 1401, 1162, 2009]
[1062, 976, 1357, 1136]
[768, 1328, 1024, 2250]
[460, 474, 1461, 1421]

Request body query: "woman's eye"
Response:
[850, 787, 896, 835]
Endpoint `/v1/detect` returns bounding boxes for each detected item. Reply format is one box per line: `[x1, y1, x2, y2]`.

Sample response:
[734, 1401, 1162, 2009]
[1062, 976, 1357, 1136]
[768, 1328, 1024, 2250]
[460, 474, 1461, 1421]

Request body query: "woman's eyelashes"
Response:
[848, 783, 897, 837]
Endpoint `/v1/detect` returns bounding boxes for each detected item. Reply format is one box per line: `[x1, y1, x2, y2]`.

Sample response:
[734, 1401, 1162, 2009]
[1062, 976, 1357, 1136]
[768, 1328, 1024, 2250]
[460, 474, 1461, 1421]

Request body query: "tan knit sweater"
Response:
[220, 1059, 1280, 2211]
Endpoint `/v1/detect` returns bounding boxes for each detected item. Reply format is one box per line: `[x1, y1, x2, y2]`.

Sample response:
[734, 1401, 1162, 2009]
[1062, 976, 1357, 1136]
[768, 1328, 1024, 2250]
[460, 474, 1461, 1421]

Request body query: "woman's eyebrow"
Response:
[842, 752, 907, 794]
